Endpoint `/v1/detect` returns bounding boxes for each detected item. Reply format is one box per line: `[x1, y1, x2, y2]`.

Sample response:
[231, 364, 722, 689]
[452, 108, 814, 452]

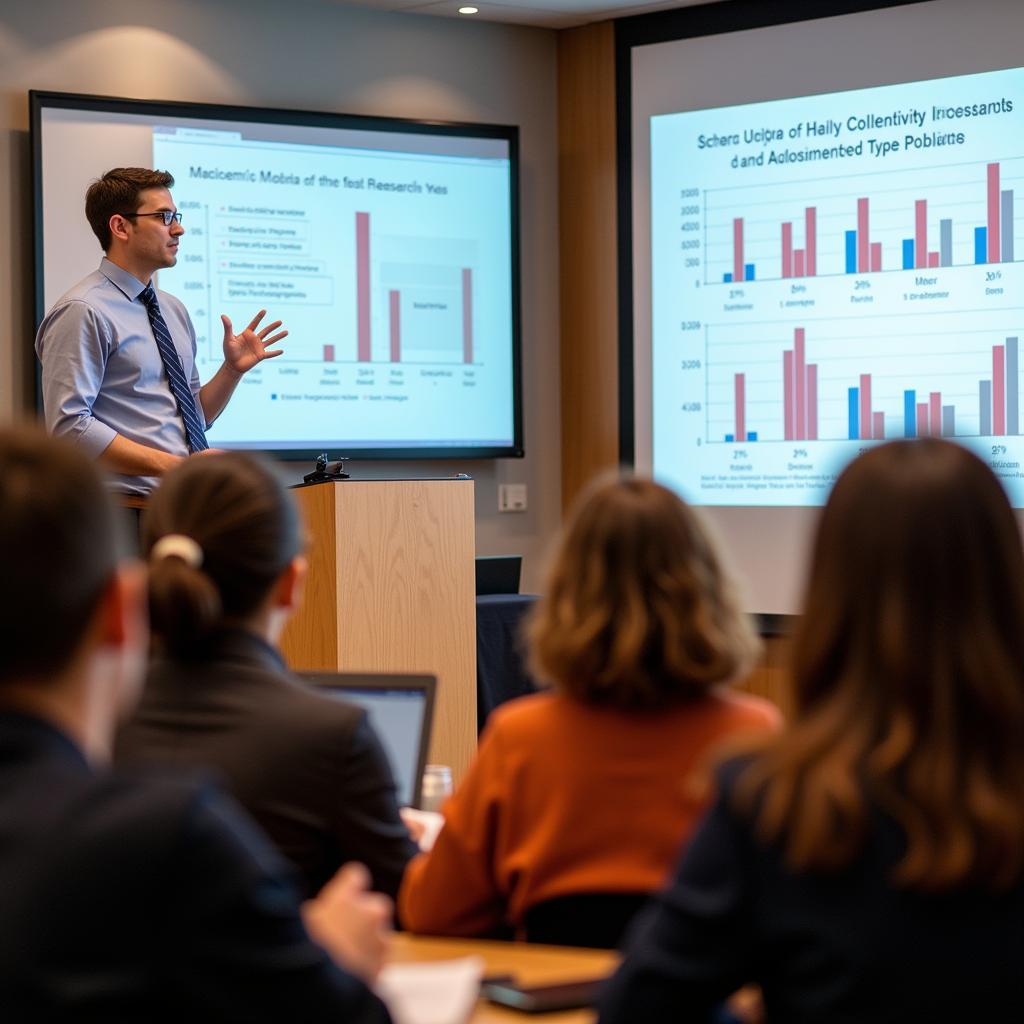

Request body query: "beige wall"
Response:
[0, 0, 561, 590]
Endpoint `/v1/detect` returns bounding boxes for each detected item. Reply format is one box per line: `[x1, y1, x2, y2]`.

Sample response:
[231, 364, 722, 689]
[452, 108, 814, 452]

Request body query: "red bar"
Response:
[781, 222, 793, 278]
[783, 350, 794, 441]
[929, 392, 942, 437]
[356, 212, 371, 362]
[857, 198, 870, 273]
[389, 290, 401, 363]
[805, 207, 817, 276]
[860, 373, 872, 440]
[873, 411, 885, 439]
[928, 252, 939, 268]
[794, 250, 805, 277]
[323, 344, 335, 362]
[734, 373, 746, 443]
[794, 328, 806, 441]
[733, 218, 745, 283]
[988, 163, 1001, 263]
[994, 343, 1006, 435]
[462, 268, 473, 364]
[870, 242, 882, 273]
[806, 364, 818, 440]
[915, 199, 928, 269]
[917, 403, 929, 436]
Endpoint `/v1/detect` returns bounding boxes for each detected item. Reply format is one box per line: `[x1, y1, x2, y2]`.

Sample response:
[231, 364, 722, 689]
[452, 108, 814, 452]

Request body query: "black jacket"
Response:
[116, 629, 416, 898]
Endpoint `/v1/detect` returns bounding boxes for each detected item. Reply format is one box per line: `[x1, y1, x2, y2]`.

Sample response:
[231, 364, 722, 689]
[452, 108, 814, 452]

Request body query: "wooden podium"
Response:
[280, 478, 477, 782]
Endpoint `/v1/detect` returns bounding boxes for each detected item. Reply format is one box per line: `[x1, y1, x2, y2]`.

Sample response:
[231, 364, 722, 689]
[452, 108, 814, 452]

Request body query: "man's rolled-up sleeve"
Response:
[36, 301, 117, 456]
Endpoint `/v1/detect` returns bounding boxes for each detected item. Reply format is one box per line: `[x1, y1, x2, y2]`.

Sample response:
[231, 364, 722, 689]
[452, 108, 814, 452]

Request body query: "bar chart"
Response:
[707, 316, 1024, 445]
[708, 158, 1023, 284]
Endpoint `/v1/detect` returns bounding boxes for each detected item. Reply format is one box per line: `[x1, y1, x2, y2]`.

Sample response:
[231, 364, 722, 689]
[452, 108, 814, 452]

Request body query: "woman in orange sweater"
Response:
[399, 477, 780, 946]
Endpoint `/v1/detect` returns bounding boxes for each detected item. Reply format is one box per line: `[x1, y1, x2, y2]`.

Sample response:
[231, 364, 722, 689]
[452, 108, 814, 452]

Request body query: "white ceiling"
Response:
[345, 0, 719, 31]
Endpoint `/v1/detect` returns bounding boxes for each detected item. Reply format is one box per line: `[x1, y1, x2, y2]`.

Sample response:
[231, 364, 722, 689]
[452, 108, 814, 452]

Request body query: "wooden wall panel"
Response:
[558, 21, 621, 513]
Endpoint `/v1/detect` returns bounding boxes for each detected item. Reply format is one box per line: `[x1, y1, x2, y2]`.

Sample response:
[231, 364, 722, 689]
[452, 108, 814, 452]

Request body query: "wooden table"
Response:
[389, 934, 618, 1023]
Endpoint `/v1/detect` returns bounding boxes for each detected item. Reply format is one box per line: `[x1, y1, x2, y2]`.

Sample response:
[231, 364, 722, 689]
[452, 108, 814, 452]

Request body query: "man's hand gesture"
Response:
[221, 310, 287, 375]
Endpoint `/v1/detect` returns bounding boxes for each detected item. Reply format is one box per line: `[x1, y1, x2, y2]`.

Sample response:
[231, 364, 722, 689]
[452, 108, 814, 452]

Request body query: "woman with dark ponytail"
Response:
[116, 452, 416, 899]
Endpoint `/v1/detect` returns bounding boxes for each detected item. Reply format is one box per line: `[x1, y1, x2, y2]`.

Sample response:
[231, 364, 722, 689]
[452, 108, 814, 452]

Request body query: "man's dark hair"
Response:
[85, 168, 175, 251]
[0, 428, 123, 685]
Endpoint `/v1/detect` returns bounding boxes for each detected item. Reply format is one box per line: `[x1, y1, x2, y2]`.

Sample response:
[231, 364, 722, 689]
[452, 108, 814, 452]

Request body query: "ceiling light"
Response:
[458, 5, 479, 13]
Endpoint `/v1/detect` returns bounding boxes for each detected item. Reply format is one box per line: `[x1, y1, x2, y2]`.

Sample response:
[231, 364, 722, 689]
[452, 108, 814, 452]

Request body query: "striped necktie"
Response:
[139, 284, 209, 453]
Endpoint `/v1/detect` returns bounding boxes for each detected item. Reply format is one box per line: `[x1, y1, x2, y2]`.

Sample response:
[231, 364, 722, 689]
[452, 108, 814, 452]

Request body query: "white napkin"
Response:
[376, 956, 484, 1024]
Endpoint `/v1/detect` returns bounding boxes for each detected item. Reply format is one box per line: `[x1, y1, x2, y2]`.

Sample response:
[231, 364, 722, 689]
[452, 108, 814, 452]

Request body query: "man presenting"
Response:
[35, 167, 286, 494]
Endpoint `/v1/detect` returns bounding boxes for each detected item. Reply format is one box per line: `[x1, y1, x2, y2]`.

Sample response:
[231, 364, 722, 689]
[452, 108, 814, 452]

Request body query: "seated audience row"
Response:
[0, 428, 392, 1019]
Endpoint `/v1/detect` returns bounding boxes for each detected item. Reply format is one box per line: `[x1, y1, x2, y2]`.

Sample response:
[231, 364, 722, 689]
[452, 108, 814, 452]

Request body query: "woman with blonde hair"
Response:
[399, 476, 779, 946]
[600, 439, 1024, 1021]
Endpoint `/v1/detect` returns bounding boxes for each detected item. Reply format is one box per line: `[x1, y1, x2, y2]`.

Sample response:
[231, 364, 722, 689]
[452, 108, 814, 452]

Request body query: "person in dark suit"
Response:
[115, 451, 416, 899]
[598, 439, 1024, 1024]
[0, 427, 392, 1021]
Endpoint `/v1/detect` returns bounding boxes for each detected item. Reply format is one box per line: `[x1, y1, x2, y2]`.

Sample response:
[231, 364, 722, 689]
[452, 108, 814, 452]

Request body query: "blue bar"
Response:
[723, 272, 733, 282]
[845, 231, 857, 273]
[980, 380, 992, 435]
[975, 227, 988, 264]
[725, 433, 734, 442]
[744, 263, 755, 281]
[942, 405, 955, 438]
[748, 432, 758, 441]
[902, 239, 915, 270]
[848, 387, 860, 440]
[904, 389, 917, 438]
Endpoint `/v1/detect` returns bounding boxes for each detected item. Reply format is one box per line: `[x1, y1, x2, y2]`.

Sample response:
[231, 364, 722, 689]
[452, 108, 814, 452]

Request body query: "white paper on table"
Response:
[400, 808, 446, 852]
[376, 956, 484, 1024]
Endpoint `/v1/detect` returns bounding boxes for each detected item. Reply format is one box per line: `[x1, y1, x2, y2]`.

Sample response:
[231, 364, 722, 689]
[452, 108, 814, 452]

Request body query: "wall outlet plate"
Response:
[498, 483, 528, 512]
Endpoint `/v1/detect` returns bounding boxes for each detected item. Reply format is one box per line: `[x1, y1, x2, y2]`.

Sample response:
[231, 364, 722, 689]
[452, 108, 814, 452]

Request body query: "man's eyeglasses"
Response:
[121, 211, 183, 226]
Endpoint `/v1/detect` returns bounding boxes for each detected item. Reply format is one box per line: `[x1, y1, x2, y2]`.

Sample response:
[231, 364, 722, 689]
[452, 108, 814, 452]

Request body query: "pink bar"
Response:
[873, 411, 885, 439]
[870, 242, 882, 273]
[929, 392, 942, 436]
[734, 373, 746, 443]
[988, 163, 1001, 263]
[857, 198, 870, 273]
[781, 222, 793, 278]
[389, 290, 401, 363]
[356, 212, 371, 362]
[915, 199, 928, 269]
[917, 403, 929, 436]
[794, 250, 805, 277]
[462, 268, 473, 364]
[805, 207, 817, 276]
[733, 218, 745, 283]
[860, 373, 872, 440]
[994, 344, 1006, 435]
[323, 344, 335, 362]
[806, 364, 818, 440]
[794, 328, 806, 441]
[928, 252, 940, 268]
[783, 350, 794, 441]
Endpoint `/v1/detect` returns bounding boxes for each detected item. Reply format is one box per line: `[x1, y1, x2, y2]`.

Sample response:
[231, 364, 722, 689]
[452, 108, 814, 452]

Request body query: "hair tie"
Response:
[151, 534, 204, 569]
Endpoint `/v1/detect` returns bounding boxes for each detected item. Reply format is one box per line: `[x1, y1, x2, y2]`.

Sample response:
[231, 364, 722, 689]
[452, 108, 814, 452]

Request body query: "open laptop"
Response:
[301, 672, 436, 808]
[475, 555, 522, 596]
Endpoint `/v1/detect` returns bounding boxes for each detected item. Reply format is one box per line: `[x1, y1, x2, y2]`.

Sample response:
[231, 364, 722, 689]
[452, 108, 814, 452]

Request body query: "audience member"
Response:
[0, 427, 391, 1020]
[116, 452, 416, 899]
[399, 477, 779, 946]
[599, 439, 1024, 1023]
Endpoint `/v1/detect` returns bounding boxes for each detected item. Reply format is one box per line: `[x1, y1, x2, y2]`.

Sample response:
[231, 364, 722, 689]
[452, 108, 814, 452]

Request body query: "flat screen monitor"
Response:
[301, 672, 435, 808]
[31, 90, 522, 460]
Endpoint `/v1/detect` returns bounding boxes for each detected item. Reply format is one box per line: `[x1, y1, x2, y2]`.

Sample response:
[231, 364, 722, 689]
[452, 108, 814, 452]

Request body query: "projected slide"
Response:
[152, 129, 512, 449]
[650, 65, 1024, 505]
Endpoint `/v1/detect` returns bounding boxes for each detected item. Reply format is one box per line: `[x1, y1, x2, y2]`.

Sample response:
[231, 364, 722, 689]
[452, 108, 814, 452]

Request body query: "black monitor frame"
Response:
[30, 89, 523, 461]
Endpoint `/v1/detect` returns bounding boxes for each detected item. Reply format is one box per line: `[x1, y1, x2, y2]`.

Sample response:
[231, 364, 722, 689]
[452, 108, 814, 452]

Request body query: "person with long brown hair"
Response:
[115, 452, 416, 899]
[398, 476, 779, 946]
[599, 439, 1024, 1022]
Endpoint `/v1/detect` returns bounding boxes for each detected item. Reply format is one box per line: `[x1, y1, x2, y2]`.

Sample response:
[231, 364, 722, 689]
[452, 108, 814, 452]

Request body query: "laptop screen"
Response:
[301, 673, 435, 808]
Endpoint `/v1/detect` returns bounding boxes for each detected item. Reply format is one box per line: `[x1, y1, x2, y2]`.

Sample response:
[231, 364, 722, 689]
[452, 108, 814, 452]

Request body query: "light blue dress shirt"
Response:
[35, 258, 206, 496]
